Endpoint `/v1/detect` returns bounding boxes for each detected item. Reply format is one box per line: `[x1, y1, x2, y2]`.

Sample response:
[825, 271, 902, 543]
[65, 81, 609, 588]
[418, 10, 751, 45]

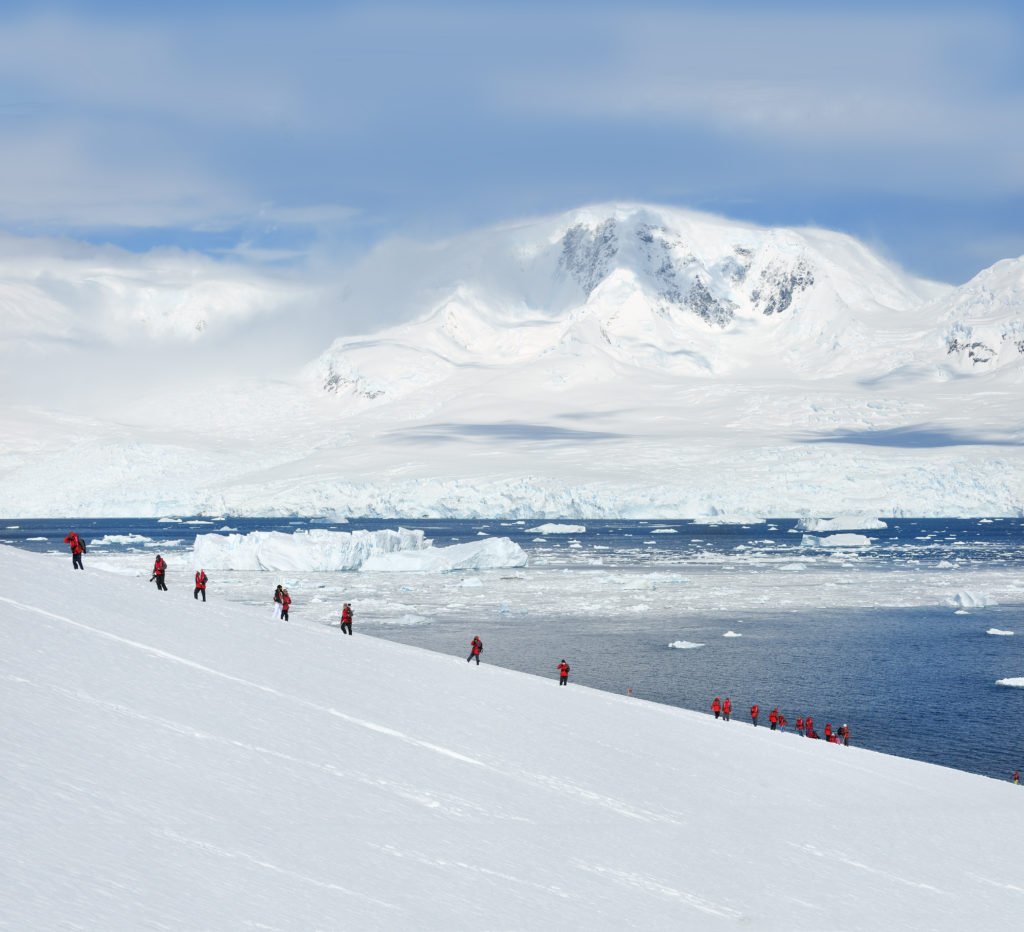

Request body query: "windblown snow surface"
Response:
[2, 545, 1022, 930]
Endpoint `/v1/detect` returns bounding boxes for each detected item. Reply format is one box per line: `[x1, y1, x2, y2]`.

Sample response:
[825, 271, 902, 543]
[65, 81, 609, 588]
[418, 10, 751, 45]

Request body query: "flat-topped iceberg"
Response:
[995, 677, 1024, 688]
[193, 528, 428, 571]
[361, 537, 527, 573]
[796, 516, 888, 531]
[986, 628, 1014, 636]
[526, 523, 586, 534]
[801, 533, 872, 548]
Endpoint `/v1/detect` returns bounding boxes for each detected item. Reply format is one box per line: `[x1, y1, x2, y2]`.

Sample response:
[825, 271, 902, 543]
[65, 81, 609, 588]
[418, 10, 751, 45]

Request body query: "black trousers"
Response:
[155, 575, 167, 591]
[72, 552, 84, 570]
[194, 588, 206, 601]
[281, 609, 289, 620]
[559, 675, 568, 685]
[341, 621, 352, 634]
[467, 652, 480, 664]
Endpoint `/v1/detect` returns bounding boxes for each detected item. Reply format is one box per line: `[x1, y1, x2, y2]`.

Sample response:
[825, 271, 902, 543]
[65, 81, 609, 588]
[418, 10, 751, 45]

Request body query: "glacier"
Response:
[2, 203, 1024, 519]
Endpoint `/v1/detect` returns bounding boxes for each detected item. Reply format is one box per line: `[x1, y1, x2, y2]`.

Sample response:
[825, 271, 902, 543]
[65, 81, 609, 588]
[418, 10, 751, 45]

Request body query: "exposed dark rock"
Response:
[560, 220, 619, 296]
[751, 259, 815, 315]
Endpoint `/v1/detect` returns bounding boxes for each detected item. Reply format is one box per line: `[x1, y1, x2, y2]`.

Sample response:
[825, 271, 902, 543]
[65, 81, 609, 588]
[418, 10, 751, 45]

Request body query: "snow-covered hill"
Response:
[1, 544, 1021, 929]
[1, 204, 1023, 517]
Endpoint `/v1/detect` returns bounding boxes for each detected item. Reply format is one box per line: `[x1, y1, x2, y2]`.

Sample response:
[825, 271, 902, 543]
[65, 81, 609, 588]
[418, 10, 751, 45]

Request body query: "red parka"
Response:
[195, 570, 207, 589]
[750, 704, 759, 720]
[153, 556, 167, 576]
[558, 662, 570, 677]
[470, 636, 482, 655]
[711, 697, 722, 713]
[64, 532, 84, 554]
[723, 698, 732, 715]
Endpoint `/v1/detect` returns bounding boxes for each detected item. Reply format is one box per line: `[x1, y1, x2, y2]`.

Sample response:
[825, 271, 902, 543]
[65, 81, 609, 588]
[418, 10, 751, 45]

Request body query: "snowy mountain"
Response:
[1, 203, 1023, 518]
[2, 543, 1021, 929]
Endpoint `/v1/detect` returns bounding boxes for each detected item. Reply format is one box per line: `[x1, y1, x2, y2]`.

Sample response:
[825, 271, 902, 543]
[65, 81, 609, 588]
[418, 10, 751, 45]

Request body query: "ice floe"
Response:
[526, 524, 586, 534]
[668, 640, 704, 649]
[986, 628, 1015, 636]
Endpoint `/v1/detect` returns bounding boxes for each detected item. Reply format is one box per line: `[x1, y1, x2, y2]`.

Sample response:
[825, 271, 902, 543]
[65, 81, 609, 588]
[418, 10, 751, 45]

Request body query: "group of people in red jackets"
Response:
[711, 696, 850, 745]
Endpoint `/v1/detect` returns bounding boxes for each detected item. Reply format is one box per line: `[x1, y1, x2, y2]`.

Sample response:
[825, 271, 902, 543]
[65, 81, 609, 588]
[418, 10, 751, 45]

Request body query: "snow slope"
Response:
[2, 203, 1024, 517]
[2, 544, 1022, 930]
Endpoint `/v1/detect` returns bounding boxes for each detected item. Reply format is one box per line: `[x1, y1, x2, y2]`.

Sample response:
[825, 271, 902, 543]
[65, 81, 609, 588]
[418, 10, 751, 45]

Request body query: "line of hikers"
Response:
[711, 696, 851, 745]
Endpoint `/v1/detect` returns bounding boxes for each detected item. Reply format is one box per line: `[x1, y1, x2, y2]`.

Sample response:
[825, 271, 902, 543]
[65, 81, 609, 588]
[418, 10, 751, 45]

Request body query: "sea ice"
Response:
[361, 537, 528, 573]
[668, 641, 704, 649]
[526, 524, 586, 534]
[986, 628, 1015, 636]
[995, 677, 1024, 687]
[723, 630, 742, 637]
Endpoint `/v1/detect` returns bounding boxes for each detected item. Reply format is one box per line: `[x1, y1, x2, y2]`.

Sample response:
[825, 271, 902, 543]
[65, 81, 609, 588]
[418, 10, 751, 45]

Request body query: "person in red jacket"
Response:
[151, 555, 168, 591]
[769, 707, 779, 731]
[777, 713, 787, 732]
[467, 635, 483, 665]
[63, 531, 85, 570]
[280, 588, 291, 621]
[558, 659, 570, 685]
[750, 703, 759, 726]
[1013, 770, 1020, 785]
[194, 568, 208, 602]
[711, 697, 722, 719]
[825, 723, 835, 743]
[722, 697, 732, 721]
[796, 717, 804, 735]
[805, 715, 814, 737]
[340, 602, 353, 635]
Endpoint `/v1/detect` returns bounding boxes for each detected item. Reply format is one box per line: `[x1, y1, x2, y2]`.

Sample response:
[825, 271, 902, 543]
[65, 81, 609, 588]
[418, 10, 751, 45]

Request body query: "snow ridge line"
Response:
[0, 595, 487, 769]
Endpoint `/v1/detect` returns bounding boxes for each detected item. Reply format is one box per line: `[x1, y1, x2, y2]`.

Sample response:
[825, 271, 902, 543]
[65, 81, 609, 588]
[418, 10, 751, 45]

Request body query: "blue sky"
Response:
[1, 1, 1022, 283]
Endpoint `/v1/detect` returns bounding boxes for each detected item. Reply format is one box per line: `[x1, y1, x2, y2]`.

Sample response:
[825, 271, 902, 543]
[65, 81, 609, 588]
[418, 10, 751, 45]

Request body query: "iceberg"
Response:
[361, 537, 528, 573]
[668, 640, 704, 649]
[801, 533, 872, 548]
[947, 592, 996, 609]
[796, 516, 888, 531]
[995, 677, 1024, 688]
[986, 628, 1014, 636]
[526, 524, 586, 534]
[192, 528, 429, 571]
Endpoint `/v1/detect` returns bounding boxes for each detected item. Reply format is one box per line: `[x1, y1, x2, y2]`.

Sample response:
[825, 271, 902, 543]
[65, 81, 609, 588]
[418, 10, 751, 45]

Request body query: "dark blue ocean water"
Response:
[4, 516, 1023, 780]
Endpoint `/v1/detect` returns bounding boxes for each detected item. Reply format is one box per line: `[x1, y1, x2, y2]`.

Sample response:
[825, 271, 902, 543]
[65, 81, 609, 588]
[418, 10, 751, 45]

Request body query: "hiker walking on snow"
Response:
[750, 703, 759, 727]
[723, 698, 732, 721]
[273, 585, 284, 620]
[1014, 770, 1020, 785]
[467, 636, 483, 665]
[194, 569, 208, 602]
[340, 602, 353, 635]
[63, 531, 86, 570]
[769, 707, 779, 731]
[280, 588, 291, 621]
[558, 659, 570, 685]
[151, 555, 168, 591]
[711, 697, 722, 719]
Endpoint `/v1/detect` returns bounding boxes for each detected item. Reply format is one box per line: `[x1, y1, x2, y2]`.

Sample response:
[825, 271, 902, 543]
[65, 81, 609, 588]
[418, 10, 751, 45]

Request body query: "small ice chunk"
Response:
[995, 677, 1024, 688]
[668, 641, 704, 649]
[796, 516, 888, 531]
[723, 630, 743, 638]
[986, 628, 1015, 636]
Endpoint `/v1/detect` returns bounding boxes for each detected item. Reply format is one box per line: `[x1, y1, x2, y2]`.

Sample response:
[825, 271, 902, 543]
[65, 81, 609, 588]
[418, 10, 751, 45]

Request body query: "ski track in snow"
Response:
[0, 594, 674, 827]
